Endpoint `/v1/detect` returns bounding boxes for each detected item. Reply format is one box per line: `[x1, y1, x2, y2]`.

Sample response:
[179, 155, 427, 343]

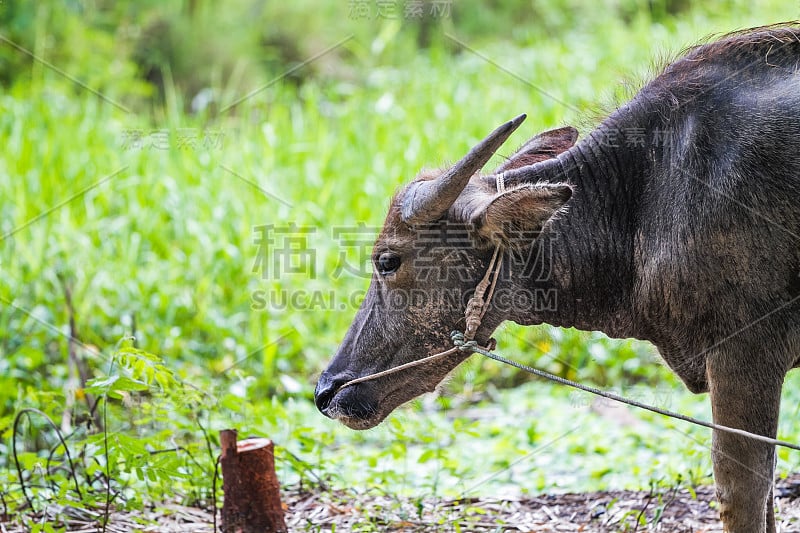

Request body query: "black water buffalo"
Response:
[316, 24, 800, 532]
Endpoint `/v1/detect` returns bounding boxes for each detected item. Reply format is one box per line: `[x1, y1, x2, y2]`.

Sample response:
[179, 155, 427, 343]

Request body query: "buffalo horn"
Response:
[401, 114, 526, 224]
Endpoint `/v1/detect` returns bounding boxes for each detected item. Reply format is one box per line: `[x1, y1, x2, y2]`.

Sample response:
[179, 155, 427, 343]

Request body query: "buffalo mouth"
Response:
[316, 372, 445, 430]
[318, 382, 388, 430]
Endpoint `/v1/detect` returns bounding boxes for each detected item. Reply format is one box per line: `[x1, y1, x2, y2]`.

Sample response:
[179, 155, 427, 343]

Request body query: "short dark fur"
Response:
[317, 24, 800, 532]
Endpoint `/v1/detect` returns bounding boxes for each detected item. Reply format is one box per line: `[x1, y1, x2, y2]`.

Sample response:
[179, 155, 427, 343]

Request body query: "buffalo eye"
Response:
[376, 252, 401, 276]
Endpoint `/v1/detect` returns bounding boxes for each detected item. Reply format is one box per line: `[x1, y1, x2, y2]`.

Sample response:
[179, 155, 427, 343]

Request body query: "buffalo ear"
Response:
[471, 184, 572, 247]
[494, 126, 578, 173]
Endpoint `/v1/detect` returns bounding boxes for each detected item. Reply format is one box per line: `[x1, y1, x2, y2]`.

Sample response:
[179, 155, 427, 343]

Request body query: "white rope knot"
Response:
[496, 171, 507, 193]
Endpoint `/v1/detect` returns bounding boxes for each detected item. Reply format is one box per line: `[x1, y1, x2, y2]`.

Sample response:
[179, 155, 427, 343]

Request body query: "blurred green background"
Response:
[2, 0, 800, 525]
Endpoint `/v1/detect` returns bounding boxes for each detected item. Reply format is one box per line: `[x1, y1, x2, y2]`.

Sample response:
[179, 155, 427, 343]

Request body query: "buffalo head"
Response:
[315, 115, 576, 429]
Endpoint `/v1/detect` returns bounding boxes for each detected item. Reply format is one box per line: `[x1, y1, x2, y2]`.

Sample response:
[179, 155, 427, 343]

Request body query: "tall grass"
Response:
[1, 0, 799, 512]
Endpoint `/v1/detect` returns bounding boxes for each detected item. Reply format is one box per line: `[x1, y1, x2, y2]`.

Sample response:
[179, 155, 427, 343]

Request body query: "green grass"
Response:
[2, 0, 800, 522]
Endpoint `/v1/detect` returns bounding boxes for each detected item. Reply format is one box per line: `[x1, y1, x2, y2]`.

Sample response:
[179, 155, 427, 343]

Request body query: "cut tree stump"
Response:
[220, 429, 287, 533]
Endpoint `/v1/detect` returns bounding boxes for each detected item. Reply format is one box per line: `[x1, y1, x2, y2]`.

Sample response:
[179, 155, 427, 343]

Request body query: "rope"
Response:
[450, 331, 800, 451]
[464, 248, 502, 340]
[337, 346, 461, 391]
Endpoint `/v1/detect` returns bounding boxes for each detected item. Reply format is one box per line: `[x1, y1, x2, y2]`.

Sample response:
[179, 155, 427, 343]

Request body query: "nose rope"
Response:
[334, 155, 800, 450]
[337, 247, 504, 391]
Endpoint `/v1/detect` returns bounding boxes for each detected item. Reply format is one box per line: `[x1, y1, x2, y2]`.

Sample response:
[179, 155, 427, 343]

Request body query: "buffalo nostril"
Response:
[314, 385, 335, 412]
[314, 374, 346, 413]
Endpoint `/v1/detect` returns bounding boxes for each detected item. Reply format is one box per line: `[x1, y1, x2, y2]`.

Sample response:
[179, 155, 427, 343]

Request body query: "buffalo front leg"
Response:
[706, 354, 783, 533]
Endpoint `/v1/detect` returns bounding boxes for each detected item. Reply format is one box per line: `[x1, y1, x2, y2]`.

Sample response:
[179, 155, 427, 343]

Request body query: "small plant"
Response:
[4, 340, 216, 529]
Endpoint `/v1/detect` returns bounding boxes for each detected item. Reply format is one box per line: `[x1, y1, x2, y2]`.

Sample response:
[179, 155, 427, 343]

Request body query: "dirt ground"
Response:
[283, 477, 800, 532]
[4, 476, 800, 532]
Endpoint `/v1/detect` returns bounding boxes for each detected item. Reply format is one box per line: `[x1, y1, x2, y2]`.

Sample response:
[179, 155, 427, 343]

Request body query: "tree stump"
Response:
[220, 429, 287, 533]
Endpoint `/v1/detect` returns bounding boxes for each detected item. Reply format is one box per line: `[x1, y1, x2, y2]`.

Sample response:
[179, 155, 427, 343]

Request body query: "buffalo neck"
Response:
[504, 107, 656, 340]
